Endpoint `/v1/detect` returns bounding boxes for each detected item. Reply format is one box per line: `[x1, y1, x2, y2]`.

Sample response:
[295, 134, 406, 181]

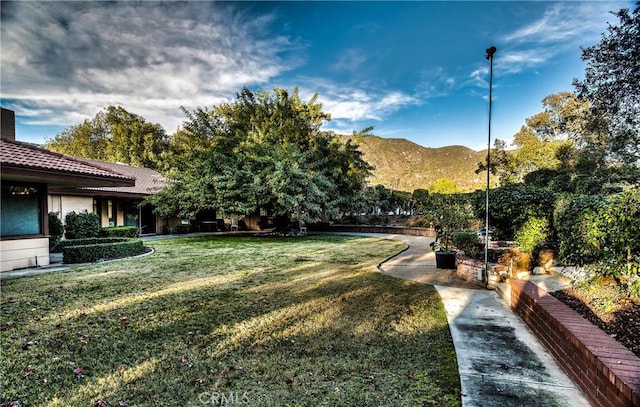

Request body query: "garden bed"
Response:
[551, 282, 640, 358]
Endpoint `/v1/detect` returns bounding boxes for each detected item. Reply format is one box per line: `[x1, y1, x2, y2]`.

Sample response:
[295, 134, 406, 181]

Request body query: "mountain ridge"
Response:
[341, 134, 488, 192]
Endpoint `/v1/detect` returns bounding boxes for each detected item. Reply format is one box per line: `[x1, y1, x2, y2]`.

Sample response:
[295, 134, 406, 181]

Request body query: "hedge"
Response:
[101, 226, 139, 238]
[64, 211, 101, 239]
[62, 239, 145, 264]
[53, 237, 129, 252]
[49, 212, 64, 251]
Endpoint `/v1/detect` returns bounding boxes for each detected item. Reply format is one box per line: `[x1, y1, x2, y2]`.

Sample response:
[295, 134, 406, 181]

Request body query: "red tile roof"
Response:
[77, 159, 167, 196]
[1, 138, 136, 185]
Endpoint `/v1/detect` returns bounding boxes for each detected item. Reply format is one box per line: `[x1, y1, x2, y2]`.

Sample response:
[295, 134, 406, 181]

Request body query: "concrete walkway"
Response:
[375, 233, 591, 407]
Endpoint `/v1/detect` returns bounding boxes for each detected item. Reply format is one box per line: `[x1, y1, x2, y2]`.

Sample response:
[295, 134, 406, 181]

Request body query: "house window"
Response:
[124, 201, 139, 227]
[1, 183, 43, 236]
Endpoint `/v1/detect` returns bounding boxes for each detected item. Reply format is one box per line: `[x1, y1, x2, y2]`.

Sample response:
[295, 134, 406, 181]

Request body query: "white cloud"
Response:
[306, 82, 419, 122]
[465, 1, 627, 89]
[0, 2, 303, 132]
[495, 2, 626, 74]
[333, 48, 368, 72]
[415, 67, 457, 98]
[503, 2, 620, 45]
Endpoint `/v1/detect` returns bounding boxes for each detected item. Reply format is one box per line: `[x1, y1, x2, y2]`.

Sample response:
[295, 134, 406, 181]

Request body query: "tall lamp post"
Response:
[484, 46, 496, 288]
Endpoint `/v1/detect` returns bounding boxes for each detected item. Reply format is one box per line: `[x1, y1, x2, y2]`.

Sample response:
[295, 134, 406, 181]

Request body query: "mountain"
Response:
[342, 134, 488, 192]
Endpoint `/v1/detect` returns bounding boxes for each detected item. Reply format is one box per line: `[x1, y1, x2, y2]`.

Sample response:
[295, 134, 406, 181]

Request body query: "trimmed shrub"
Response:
[62, 239, 144, 264]
[452, 231, 482, 259]
[48, 212, 64, 251]
[56, 237, 129, 250]
[65, 211, 101, 240]
[101, 226, 139, 238]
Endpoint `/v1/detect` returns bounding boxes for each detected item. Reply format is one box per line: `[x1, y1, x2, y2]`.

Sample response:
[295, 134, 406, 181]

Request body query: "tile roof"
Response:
[1, 138, 136, 183]
[77, 159, 167, 196]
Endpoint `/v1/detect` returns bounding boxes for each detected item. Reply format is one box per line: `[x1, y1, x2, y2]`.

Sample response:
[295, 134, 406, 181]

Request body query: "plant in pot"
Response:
[427, 194, 474, 269]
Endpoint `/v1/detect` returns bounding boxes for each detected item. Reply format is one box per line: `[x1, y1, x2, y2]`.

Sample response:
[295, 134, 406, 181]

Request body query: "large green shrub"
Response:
[62, 239, 144, 264]
[451, 231, 482, 259]
[64, 211, 101, 240]
[554, 194, 607, 266]
[515, 216, 550, 254]
[101, 226, 139, 238]
[594, 188, 640, 281]
[48, 212, 64, 251]
[473, 184, 555, 241]
[555, 188, 639, 284]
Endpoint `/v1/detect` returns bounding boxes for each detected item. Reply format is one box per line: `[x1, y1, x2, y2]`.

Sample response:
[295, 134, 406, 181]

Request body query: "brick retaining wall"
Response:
[510, 280, 640, 407]
[457, 257, 506, 287]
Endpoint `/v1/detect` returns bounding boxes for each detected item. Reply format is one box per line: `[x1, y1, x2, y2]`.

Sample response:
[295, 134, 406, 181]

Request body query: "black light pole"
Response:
[484, 46, 496, 288]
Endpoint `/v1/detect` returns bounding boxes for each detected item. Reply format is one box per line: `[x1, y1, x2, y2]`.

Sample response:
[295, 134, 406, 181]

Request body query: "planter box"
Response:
[511, 280, 640, 407]
[435, 251, 457, 269]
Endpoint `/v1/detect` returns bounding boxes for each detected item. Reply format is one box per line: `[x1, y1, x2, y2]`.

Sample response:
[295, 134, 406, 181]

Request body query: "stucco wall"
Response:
[0, 237, 50, 272]
[48, 195, 93, 224]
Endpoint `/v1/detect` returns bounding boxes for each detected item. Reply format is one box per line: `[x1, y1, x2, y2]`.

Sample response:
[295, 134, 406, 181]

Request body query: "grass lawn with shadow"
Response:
[1, 235, 461, 406]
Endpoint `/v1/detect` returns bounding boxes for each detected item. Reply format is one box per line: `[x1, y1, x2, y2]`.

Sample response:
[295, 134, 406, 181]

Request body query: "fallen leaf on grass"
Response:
[73, 367, 85, 380]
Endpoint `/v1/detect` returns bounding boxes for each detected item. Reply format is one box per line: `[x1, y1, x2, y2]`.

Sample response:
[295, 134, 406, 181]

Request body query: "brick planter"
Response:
[456, 256, 506, 287]
[510, 280, 640, 407]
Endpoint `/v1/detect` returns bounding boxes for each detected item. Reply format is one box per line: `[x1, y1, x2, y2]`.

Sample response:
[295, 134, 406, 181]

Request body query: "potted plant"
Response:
[428, 194, 474, 269]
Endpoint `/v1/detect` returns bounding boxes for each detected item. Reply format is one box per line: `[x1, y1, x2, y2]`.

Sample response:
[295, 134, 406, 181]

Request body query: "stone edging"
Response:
[510, 280, 640, 407]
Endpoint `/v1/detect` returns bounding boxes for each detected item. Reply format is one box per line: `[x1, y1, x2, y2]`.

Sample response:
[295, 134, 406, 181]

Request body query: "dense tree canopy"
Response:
[573, 5, 640, 165]
[509, 92, 585, 185]
[45, 106, 168, 170]
[148, 88, 372, 222]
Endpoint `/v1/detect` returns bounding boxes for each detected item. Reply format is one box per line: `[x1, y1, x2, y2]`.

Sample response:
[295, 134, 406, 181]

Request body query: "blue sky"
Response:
[0, 1, 633, 150]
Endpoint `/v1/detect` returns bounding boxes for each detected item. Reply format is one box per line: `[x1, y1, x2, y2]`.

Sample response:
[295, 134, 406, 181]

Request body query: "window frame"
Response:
[0, 181, 48, 240]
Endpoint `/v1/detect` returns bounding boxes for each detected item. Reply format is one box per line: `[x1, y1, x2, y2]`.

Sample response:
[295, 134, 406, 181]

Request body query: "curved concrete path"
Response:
[371, 233, 591, 407]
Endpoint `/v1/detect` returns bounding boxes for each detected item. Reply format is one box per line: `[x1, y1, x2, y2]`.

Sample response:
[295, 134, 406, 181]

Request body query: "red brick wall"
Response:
[510, 280, 640, 407]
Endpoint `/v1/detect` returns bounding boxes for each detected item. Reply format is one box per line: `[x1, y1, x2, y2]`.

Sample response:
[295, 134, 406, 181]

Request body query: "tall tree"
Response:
[511, 92, 585, 181]
[148, 87, 372, 222]
[573, 5, 640, 165]
[45, 106, 168, 170]
[475, 138, 517, 186]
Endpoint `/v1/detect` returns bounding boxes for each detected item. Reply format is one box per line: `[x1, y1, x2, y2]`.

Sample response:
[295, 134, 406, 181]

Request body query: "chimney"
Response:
[1, 108, 16, 140]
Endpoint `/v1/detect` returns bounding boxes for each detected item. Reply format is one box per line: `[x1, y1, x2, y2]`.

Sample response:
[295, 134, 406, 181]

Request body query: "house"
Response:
[49, 159, 167, 235]
[1, 108, 135, 272]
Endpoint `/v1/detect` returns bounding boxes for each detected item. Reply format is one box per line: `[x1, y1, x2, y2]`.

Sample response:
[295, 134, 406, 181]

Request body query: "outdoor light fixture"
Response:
[484, 45, 496, 288]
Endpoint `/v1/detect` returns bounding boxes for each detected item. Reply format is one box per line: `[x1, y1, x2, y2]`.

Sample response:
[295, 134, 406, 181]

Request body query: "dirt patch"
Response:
[551, 284, 640, 358]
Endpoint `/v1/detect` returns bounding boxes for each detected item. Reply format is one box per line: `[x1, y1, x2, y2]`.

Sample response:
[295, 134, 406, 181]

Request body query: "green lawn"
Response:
[1, 235, 461, 406]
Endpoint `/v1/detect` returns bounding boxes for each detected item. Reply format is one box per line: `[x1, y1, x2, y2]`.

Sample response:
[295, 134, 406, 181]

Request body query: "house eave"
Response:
[1, 166, 136, 188]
